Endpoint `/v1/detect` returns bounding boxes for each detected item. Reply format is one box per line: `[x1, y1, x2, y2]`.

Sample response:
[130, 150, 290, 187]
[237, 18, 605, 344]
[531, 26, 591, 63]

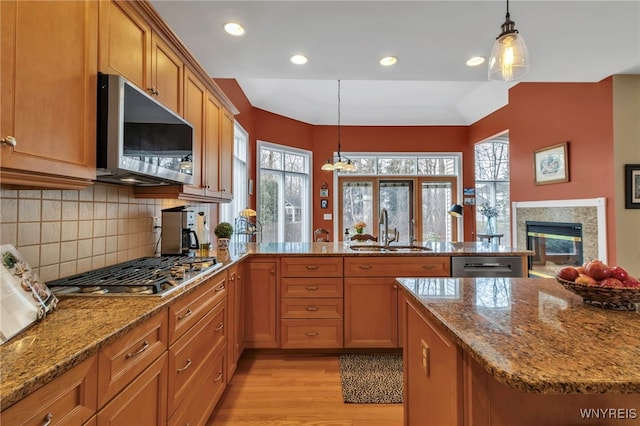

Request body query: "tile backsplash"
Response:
[0, 183, 208, 282]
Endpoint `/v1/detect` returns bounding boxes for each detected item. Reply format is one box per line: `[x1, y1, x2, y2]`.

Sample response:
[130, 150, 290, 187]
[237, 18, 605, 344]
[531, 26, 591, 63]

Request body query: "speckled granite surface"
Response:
[397, 277, 640, 394]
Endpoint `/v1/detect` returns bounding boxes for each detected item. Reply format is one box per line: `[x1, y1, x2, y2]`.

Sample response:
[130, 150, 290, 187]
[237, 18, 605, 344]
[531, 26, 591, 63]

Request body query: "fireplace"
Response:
[526, 221, 583, 278]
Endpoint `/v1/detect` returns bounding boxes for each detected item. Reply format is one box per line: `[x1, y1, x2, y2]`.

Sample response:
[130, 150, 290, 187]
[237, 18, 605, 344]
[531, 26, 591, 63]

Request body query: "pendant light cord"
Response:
[337, 79, 342, 159]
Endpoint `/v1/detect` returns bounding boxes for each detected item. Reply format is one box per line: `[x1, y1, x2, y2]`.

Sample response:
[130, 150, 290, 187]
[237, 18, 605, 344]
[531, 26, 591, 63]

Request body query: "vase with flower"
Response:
[479, 203, 499, 235]
[354, 221, 366, 234]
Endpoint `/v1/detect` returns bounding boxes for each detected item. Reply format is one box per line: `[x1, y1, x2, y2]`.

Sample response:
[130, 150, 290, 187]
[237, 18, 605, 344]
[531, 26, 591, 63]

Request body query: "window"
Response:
[258, 142, 312, 242]
[475, 134, 510, 245]
[220, 123, 248, 223]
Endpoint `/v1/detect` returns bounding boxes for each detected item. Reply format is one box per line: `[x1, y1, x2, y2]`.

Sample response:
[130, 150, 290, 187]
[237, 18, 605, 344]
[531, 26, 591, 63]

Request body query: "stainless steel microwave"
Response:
[96, 73, 195, 186]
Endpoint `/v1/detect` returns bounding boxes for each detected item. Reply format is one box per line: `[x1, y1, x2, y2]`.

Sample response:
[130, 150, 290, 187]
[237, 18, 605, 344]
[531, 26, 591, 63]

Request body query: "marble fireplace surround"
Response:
[512, 197, 607, 264]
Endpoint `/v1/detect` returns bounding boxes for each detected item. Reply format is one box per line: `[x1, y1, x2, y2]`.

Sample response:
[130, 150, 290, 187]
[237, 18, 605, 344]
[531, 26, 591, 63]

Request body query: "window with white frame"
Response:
[220, 122, 248, 223]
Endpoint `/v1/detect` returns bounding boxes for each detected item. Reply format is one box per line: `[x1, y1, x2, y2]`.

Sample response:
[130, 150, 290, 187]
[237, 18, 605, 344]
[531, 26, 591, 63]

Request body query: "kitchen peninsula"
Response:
[398, 276, 640, 425]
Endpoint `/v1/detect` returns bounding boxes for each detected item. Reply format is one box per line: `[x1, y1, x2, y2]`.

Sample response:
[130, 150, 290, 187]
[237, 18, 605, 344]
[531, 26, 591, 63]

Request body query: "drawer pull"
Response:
[305, 286, 319, 291]
[177, 358, 192, 372]
[178, 308, 193, 320]
[1, 136, 17, 147]
[125, 340, 149, 359]
[305, 265, 319, 270]
[306, 332, 319, 337]
[214, 322, 224, 331]
[215, 284, 225, 292]
[358, 265, 372, 269]
[422, 264, 436, 269]
[42, 412, 53, 426]
[306, 306, 319, 311]
[213, 371, 224, 382]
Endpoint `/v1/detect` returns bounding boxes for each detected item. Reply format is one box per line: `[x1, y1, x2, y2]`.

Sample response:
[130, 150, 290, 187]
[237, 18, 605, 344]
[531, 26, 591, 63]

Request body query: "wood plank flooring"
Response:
[207, 351, 404, 425]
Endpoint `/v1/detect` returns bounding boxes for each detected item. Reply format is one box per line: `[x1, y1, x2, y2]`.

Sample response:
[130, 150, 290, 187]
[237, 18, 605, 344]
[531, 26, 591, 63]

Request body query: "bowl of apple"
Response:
[556, 260, 640, 310]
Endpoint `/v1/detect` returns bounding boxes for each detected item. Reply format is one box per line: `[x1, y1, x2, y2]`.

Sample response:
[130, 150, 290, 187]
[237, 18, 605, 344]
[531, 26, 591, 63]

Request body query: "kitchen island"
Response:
[397, 277, 640, 425]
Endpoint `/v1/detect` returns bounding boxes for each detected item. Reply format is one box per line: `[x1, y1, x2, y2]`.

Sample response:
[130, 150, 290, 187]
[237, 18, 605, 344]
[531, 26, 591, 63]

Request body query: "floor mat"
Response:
[339, 353, 403, 404]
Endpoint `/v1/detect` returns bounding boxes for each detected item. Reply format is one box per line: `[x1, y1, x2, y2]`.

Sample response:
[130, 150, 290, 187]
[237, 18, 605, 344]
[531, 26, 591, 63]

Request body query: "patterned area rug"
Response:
[339, 354, 403, 404]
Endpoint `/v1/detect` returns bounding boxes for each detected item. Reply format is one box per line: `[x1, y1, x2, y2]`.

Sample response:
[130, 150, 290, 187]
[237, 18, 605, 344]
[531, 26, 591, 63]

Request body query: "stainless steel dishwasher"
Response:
[451, 256, 523, 277]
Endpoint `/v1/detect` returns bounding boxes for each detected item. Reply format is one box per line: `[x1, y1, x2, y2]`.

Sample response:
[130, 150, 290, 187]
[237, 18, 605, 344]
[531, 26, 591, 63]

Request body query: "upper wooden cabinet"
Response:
[0, 0, 97, 188]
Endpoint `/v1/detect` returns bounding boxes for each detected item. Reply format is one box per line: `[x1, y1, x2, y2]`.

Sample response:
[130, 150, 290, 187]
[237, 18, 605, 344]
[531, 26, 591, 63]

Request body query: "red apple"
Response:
[575, 274, 597, 286]
[610, 266, 629, 282]
[557, 266, 579, 281]
[585, 260, 611, 280]
[622, 276, 640, 288]
[575, 266, 587, 275]
[598, 277, 623, 288]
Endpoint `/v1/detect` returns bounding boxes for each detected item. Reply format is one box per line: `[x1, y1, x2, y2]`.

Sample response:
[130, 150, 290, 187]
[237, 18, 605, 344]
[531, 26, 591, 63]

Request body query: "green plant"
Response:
[214, 222, 234, 239]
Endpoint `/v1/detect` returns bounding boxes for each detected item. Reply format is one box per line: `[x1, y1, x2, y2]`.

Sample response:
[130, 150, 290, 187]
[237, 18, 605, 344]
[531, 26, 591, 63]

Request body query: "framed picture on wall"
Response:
[625, 164, 640, 209]
[534, 142, 569, 185]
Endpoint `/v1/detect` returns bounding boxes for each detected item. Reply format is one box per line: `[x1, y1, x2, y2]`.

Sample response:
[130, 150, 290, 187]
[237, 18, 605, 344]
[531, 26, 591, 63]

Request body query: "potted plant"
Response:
[214, 222, 234, 249]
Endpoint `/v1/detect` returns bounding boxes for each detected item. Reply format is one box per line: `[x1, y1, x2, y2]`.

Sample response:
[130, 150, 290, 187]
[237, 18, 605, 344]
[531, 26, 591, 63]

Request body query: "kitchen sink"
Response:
[349, 244, 432, 252]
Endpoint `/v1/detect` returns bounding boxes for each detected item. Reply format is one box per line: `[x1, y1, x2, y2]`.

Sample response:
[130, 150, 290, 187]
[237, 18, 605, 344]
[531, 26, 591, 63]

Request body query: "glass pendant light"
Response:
[321, 80, 355, 172]
[488, 0, 530, 81]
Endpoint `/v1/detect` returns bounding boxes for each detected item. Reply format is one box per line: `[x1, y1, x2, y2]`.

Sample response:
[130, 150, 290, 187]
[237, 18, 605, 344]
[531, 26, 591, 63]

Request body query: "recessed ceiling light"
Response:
[466, 56, 486, 66]
[224, 22, 245, 36]
[290, 54, 308, 65]
[380, 56, 398, 66]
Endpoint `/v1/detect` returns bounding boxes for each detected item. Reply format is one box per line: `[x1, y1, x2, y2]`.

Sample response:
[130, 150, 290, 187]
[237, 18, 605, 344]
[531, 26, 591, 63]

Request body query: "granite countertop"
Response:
[396, 277, 640, 394]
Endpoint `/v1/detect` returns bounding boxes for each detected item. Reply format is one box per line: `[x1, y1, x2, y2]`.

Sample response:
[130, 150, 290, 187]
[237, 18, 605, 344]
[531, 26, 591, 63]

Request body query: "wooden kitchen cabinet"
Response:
[344, 256, 450, 348]
[404, 298, 463, 426]
[226, 263, 244, 379]
[244, 259, 279, 348]
[0, 355, 98, 425]
[0, 0, 97, 188]
[219, 106, 235, 198]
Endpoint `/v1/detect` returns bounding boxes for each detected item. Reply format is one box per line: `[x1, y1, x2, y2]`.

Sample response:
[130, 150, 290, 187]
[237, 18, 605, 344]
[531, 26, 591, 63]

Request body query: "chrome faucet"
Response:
[379, 208, 389, 247]
[409, 218, 416, 244]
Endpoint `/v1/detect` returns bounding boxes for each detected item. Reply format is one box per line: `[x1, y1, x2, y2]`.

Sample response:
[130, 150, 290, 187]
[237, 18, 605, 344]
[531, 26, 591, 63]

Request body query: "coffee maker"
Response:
[160, 206, 199, 255]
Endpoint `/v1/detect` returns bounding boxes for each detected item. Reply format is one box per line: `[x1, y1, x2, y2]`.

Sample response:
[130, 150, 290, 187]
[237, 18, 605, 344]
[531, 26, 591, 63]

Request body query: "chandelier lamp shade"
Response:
[239, 207, 257, 217]
[488, 0, 530, 81]
[321, 80, 356, 172]
[448, 204, 464, 217]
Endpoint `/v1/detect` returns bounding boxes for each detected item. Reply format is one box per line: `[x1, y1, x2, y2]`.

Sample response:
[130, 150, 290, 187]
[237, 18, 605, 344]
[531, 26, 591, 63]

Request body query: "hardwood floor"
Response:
[207, 351, 404, 425]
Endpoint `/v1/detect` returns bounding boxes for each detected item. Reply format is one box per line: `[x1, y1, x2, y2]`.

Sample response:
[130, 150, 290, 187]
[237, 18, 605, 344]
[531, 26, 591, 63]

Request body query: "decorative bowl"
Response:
[555, 276, 640, 311]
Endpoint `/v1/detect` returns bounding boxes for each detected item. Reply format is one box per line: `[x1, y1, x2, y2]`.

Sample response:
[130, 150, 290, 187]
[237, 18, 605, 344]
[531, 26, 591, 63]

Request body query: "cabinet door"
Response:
[218, 106, 235, 199]
[97, 352, 168, 426]
[182, 68, 207, 196]
[405, 299, 462, 426]
[226, 265, 240, 378]
[204, 91, 222, 197]
[344, 277, 398, 348]
[0, 0, 97, 187]
[244, 260, 278, 348]
[151, 32, 183, 113]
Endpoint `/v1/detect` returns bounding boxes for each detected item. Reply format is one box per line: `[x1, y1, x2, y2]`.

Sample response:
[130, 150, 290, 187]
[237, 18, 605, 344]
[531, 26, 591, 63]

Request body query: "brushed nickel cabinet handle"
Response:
[213, 371, 224, 382]
[177, 358, 192, 372]
[42, 412, 53, 426]
[422, 264, 436, 269]
[215, 283, 225, 291]
[1, 136, 17, 147]
[306, 306, 318, 311]
[305, 265, 319, 270]
[178, 308, 192, 320]
[358, 265, 372, 269]
[306, 332, 319, 337]
[229, 276, 235, 281]
[305, 286, 319, 291]
[125, 340, 149, 359]
[214, 322, 224, 331]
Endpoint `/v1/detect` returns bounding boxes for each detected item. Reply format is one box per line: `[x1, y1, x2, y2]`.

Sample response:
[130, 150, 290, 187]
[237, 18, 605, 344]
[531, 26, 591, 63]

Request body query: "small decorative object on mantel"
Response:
[214, 222, 234, 250]
[1, 244, 58, 344]
[534, 142, 569, 185]
[625, 164, 640, 209]
[479, 203, 499, 235]
[354, 221, 367, 234]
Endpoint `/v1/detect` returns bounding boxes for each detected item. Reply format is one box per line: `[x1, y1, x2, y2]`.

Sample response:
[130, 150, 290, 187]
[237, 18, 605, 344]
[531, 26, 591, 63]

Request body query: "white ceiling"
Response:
[150, 1, 640, 126]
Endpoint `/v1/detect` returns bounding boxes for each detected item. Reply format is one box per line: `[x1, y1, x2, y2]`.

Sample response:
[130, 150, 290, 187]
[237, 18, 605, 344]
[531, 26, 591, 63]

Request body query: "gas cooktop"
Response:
[47, 255, 223, 297]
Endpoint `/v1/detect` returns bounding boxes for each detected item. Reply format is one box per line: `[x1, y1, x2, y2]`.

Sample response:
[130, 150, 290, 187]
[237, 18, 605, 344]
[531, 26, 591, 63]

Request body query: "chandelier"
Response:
[488, 0, 530, 81]
[321, 80, 355, 172]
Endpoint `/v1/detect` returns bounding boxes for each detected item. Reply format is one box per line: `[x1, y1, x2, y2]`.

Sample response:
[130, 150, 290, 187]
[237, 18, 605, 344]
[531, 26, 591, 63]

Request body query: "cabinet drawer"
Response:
[168, 344, 226, 426]
[168, 272, 227, 344]
[280, 257, 343, 277]
[97, 310, 168, 407]
[281, 277, 343, 298]
[281, 298, 343, 319]
[168, 299, 227, 415]
[280, 319, 343, 349]
[344, 257, 450, 277]
[1, 355, 97, 426]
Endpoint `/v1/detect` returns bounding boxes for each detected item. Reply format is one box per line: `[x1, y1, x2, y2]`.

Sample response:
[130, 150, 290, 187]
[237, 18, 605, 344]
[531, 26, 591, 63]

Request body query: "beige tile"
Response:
[128, 233, 138, 249]
[60, 240, 78, 262]
[117, 218, 129, 235]
[105, 235, 118, 253]
[42, 200, 62, 222]
[94, 202, 106, 220]
[62, 190, 79, 201]
[107, 185, 119, 202]
[62, 201, 79, 220]
[77, 239, 92, 259]
[18, 222, 40, 246]
[118, 203, 128, 219]
[94, 184, 107, 202]
[79, 186, 93, 201]
[40, 243, 60, 266]
[93, 220, 106, 238]
[1, 223, 17, 245]
[0, 198, 17, 223]
[41, 222, 61, 243]
[39, 264, 60, 282]
[18, 199, 41, 222]
[106, 202, 118, 219]
[18, 189, 41, 199]
[0, 187, 18, 198]
[17, 244, 39, 268]
[92, 255, 106, 269]
[93, 237, 106, 255]
[77, 257, 92, 273]
[59, 261, 77, 278]
[128, 204, 139, 218]
[117, 250, 129, 263]
[79, 202, 93, 220]
[106, 219, 118, 236]
[78, 220, 93, 239]
[105, 252, 119, 266]
[61, 221, 78, 241]
[118, 234, 129, 251]
[118, 187, 130, 203]
[42, 190, 62, 200]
